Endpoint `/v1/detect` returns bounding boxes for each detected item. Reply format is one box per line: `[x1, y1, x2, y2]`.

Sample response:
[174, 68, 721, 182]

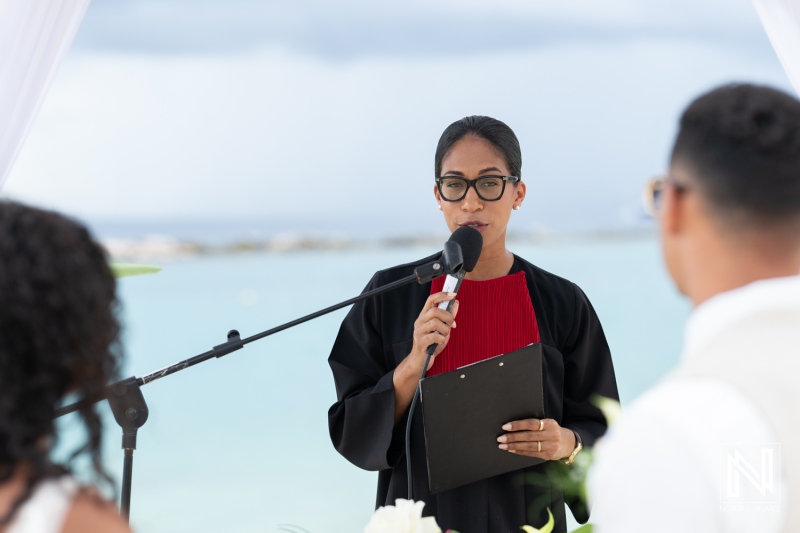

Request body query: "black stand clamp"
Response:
[107, 377, 149, 523]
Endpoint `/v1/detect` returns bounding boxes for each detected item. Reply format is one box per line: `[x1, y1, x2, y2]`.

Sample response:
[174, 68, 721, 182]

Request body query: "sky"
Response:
[1, 0, 793, 236]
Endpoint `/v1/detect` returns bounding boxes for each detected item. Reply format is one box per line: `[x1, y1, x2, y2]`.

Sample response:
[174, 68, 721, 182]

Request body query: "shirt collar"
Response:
[683, 274, 800, 360]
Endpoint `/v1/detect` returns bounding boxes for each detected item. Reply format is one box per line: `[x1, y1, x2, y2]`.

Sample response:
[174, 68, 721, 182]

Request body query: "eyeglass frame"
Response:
[435, 175, 521, 202]
[642, 174, 690, 217]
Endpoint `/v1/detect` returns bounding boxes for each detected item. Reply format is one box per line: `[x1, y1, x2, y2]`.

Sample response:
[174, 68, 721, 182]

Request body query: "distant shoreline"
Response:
[103, 227, 657, 261]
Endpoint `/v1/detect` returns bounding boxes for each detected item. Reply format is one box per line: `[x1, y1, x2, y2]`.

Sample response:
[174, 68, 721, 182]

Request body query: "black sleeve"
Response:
[561, 283, 619, 523]
[561, 283, 619, 446]
[327, 273, 406, 472]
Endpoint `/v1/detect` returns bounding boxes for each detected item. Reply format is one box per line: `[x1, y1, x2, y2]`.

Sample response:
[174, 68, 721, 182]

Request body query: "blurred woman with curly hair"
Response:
[0, 201, 130, 533]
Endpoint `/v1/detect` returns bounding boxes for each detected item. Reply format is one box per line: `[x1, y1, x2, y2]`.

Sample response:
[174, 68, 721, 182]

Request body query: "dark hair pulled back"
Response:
[0, 201, 121, 524]
[435, 116, 522, 178]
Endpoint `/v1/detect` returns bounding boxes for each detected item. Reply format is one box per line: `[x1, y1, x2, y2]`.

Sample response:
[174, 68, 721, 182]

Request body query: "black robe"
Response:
[328, 253, 619, 533]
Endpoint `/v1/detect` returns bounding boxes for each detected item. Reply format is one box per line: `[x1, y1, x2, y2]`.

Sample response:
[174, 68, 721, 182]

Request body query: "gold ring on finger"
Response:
[538, 419, 544, 431]
[537, 441, 541, 452]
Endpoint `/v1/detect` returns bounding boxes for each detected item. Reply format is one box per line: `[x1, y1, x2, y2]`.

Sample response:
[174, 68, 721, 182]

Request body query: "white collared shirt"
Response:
[587, 275, 800, 533]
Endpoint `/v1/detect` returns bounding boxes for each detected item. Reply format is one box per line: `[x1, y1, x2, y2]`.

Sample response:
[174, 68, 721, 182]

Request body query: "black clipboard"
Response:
[419, 343, 545, 494]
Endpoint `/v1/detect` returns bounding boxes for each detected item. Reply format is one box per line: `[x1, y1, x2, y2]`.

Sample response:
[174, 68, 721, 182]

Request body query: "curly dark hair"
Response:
[0, 201, 122, 524]
[672, 83, 800, 228]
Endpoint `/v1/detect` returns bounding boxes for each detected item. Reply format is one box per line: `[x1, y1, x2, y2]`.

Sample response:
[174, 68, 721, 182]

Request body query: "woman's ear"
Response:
[515, 181, 527, 205]
[433, 184, 442, 204]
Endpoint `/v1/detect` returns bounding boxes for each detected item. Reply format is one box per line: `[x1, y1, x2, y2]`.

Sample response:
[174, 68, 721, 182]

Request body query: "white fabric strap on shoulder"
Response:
[6, 477, 79, 533]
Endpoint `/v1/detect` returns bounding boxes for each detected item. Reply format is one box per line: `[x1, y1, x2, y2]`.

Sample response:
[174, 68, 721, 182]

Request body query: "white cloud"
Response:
[72, 0, 765, 58]
[3, 32, 790, 232]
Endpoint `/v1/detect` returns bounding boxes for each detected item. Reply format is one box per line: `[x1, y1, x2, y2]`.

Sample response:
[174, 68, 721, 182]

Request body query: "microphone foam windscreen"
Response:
[448, 226, 483, 272]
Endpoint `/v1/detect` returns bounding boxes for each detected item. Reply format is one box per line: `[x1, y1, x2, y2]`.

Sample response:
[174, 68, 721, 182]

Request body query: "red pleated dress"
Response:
[427, 270, 541, 377]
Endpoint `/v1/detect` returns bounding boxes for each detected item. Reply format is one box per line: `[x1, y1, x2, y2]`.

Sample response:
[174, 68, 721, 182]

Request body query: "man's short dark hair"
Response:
[671, 83, 800, 229]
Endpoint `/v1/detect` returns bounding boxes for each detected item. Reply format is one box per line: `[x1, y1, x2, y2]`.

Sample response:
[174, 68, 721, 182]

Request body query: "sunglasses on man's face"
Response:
[642, 175, 690, 217]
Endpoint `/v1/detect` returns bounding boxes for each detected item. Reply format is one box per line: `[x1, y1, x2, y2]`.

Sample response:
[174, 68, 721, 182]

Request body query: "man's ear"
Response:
[660, 185, 683, 237]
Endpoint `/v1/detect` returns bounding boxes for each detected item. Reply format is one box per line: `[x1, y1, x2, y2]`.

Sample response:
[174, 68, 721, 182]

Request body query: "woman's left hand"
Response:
[497, 418, 575, 461]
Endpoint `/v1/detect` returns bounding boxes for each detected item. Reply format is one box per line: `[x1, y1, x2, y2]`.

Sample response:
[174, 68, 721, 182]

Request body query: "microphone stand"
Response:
[404, 268, 465, 500]
[54, 252, 460, 524]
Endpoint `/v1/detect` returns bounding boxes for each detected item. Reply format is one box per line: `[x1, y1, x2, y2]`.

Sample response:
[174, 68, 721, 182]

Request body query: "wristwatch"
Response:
[560, 430, 583, 466]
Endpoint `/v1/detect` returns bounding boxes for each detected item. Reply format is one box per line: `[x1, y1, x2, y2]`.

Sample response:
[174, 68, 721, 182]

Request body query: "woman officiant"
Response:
[327, 116, 619, 533]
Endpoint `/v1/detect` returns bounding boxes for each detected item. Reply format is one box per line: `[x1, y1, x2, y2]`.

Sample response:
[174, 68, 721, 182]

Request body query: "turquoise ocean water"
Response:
[61, 238, 690, 533]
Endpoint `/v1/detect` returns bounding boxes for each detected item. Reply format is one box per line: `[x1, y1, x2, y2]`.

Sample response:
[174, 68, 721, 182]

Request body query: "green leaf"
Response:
[570, 525, 593, 533]
[592, 395, 621, 426]
[521, 508, 554, 533]
[110, 262, 162, 278]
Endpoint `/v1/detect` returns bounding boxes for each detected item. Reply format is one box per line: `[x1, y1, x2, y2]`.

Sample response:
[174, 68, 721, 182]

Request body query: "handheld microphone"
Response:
[406, 226, 482, 499]
[430, 226, 483, 351]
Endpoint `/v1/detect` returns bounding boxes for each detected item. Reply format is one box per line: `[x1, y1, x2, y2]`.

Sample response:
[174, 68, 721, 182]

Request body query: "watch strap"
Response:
[560, 429, 583, 465]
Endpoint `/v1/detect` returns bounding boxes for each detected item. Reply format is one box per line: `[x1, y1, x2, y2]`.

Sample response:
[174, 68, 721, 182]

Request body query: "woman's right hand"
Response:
[392, 291, 460, 423]
[408, 291, 460, 372]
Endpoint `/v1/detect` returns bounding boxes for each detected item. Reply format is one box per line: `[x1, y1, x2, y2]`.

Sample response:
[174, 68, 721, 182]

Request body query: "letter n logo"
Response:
[720, 443, 781, 504]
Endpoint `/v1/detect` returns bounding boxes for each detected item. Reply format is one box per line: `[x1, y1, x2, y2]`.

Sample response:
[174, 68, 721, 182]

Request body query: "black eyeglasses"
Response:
[436, 175, 520, 202]
[642, 174, 690, 216]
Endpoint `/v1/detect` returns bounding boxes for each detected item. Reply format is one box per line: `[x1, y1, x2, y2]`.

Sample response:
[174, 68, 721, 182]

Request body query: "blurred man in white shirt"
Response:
[589, 83, 800, 533]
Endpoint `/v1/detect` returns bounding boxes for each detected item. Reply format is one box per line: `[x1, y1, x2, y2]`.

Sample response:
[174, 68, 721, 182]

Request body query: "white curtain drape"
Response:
[0, 0, 90, 191]
[752, 0, 800, 95]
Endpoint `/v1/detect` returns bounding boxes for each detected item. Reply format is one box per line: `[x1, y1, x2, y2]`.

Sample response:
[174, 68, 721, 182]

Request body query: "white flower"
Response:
[365, 499, 442, 533]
